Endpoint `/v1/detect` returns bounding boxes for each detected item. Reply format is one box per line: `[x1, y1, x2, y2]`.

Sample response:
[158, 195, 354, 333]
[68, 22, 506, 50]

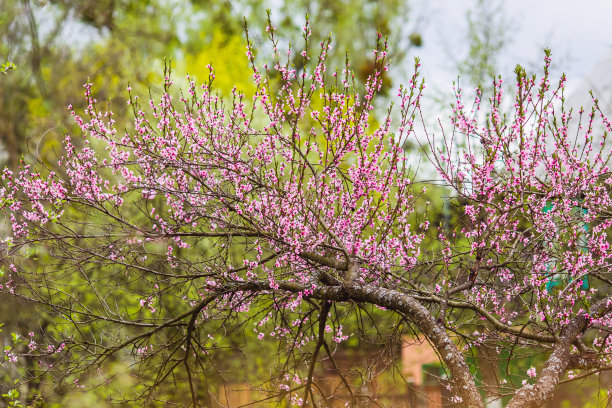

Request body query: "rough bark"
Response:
[342, 283, 485, 408]
[506, 298, 612, 408]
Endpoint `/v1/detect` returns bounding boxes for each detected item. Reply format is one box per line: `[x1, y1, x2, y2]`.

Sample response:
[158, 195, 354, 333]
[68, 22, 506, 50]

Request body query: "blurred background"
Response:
[1, 0, 612, 406]
[2, 0, 612, 167]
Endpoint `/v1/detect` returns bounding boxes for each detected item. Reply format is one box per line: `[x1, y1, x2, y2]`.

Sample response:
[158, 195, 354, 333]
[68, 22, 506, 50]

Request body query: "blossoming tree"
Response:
[2, 19, 612, 407]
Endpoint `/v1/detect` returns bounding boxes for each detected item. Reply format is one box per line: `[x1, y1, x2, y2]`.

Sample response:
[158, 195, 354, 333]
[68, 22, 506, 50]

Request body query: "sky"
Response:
[409, 0, 612, 103]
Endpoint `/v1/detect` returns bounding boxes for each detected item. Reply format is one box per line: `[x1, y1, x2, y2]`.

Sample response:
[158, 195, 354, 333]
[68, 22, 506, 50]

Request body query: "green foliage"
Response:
[0, 62, 16, 74]
[2, 382, 23, 408]
[182, 28, 256, 97]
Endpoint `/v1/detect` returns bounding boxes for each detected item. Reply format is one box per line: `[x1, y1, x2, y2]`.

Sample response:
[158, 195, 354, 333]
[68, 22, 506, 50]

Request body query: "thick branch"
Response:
[239, 280, 483, 406]
[506, 297, 612, 408]
[341, 283, 484, 408]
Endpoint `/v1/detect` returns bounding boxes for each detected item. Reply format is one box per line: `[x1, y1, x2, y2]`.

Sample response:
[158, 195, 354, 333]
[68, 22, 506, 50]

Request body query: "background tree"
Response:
[455, 0, 513, 93]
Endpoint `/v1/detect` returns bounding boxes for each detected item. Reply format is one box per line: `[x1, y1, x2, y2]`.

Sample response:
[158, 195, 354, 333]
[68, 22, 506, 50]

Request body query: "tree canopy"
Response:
[2, 12, 612, 408]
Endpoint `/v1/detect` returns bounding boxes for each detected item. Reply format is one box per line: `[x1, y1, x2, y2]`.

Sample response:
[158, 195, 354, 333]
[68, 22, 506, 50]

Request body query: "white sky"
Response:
[408, 0, 612, 100]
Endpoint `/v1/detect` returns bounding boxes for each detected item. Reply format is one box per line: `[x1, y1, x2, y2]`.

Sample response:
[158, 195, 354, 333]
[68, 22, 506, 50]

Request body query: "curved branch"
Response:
[506, 297, 612, 408]
[236, 280, 483, 406]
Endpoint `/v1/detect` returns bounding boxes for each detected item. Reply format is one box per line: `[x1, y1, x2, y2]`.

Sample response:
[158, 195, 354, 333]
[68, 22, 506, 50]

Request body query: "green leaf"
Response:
[0, 61, 16, 74]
